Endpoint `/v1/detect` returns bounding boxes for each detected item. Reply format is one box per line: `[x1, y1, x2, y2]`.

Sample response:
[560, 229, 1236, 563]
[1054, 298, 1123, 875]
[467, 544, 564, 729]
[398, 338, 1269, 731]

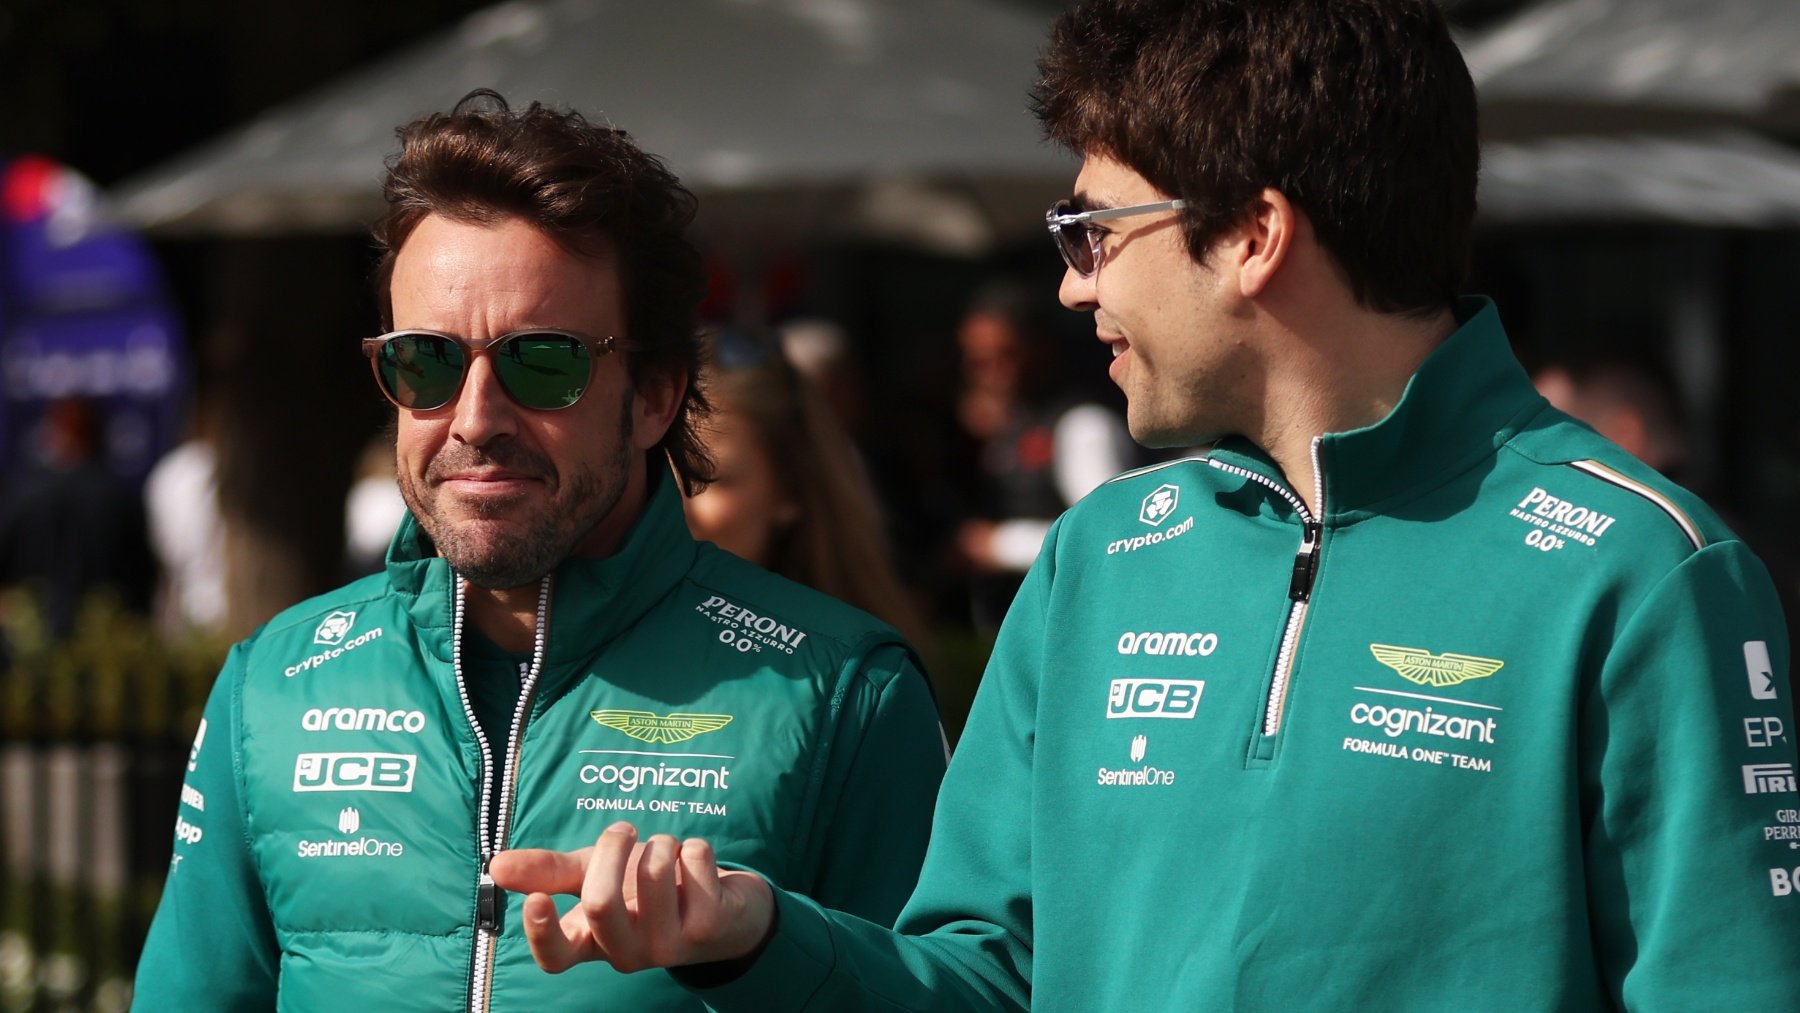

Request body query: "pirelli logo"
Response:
[1744, 763, 1797, 795]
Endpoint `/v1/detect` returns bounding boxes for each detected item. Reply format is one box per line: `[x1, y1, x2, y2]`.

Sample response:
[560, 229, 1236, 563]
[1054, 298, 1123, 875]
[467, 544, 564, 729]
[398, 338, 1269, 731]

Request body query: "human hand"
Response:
[488, 821, 775, 974]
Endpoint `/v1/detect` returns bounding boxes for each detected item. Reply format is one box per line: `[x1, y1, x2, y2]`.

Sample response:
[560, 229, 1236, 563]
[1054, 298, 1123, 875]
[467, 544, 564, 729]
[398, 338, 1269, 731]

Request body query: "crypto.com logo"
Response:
[314, 611, 357, 647]
[1140, 485, 1180, 527]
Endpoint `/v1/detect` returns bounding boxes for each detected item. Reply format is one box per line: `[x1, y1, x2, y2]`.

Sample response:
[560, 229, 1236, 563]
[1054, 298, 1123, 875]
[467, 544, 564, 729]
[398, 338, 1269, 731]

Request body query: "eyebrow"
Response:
[1070, 189, 1117, 213]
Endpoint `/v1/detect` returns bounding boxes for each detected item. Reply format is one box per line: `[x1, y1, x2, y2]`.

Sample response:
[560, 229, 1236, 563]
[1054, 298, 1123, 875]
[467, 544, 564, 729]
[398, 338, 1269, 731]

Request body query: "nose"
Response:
[448, 353, 519, 447]
[1058, 263, 1098, 312]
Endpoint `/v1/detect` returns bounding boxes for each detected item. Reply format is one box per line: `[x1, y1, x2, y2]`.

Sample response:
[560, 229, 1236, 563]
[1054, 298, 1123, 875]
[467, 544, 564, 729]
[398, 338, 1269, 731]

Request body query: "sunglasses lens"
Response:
[494, 332, 592, 410]
[376, 333, 464, 410]
[1048, 201, 1095, 276]
[1057, 223, 1095, 275]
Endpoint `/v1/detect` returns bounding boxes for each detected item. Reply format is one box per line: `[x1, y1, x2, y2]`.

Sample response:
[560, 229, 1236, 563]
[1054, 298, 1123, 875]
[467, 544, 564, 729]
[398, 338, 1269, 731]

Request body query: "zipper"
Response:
[454, 574, 553, 1013]
[1205, 436, 1326, 738]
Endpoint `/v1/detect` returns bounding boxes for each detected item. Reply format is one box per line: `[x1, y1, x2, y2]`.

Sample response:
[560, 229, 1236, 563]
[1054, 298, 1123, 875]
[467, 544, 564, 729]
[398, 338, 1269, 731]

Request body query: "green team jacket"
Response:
[132, 472, 946, 1011]
[690, 298, 1800, 1011]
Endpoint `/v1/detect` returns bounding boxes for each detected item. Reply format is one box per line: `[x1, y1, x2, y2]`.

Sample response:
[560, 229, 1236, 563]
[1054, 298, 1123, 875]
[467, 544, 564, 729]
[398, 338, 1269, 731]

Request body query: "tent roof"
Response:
[111, 0, 1075, 237]
[1461, 0, 1800, 137]
[1480, 131, 1800, 226]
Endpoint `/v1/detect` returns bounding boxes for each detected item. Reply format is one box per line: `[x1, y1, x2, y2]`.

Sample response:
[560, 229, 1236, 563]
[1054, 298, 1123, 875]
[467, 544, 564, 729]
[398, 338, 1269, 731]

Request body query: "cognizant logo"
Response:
[286, 627, 384, 677]
[579, 761, 731, 793]
[1349, 702, 1497, 743]
[1106, 515, 1195, 556]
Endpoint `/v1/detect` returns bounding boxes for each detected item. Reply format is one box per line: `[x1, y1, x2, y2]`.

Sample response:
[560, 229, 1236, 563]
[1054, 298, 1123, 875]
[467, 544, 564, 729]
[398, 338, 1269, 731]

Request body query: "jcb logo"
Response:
[1107, 679, 1205, 719]
[293, 752, 416, 793]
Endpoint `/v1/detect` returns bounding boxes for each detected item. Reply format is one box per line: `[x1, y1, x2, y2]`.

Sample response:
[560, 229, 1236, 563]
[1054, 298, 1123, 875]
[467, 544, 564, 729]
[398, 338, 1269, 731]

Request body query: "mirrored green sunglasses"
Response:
[361, 329, 618, 411]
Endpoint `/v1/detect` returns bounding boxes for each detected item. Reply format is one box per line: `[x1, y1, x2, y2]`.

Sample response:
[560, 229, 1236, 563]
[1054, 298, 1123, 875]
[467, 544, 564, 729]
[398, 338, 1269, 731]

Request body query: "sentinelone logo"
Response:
[296, 806, 405, 859]
[286, 610, 384, 677]
[1096, 734, 1177, 787]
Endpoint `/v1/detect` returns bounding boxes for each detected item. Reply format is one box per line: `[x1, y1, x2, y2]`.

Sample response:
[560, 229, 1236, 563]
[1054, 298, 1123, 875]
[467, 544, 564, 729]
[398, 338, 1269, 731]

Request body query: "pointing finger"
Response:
[490, 845, 594, 897]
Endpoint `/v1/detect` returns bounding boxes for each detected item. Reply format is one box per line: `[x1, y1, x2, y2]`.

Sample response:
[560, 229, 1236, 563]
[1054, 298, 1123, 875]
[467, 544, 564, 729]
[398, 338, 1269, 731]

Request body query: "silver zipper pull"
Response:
[478, 864, 500, 933]
[1288, 520, 1322, 601]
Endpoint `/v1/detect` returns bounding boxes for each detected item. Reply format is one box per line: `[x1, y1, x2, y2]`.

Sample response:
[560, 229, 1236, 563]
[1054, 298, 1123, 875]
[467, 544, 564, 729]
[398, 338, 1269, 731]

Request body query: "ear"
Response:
[1231, 187, 1297, 299]
[630, 364, 687, 452]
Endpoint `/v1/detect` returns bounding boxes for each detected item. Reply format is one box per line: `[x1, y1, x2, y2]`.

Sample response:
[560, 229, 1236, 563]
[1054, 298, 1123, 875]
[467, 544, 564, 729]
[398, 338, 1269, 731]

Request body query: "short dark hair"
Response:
[372, 89, 712, 491]
[1032, 0, 1478, 315]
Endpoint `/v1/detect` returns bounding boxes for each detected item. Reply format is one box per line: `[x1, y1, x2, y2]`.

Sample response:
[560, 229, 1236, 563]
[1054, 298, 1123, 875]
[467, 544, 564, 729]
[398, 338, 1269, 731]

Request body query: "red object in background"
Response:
[1015, 424, 1054, 472]
[1, 154, 66, 224]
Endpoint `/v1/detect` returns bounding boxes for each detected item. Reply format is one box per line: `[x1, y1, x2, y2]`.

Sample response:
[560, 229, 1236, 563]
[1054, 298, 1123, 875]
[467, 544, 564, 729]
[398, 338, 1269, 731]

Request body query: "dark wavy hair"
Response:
[371, 89, 712, 491]
[1032, 0, 1478, 316]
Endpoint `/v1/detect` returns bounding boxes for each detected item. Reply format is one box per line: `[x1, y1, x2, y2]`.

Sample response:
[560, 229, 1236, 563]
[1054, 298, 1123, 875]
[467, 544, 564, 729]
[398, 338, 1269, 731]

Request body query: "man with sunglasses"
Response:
[489, 1, 1800, 1009]
[132, 91, 946, 1011]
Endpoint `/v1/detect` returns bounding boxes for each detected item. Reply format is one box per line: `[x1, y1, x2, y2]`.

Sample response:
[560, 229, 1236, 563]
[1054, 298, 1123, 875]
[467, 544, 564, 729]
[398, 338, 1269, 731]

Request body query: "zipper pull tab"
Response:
[478, 862, 501, 933]
[1288, 520, 1322, 602]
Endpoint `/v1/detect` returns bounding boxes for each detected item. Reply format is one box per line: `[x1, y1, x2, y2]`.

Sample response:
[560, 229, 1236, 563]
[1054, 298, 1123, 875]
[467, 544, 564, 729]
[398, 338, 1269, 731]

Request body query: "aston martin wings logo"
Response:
[1369, 645, 1504, 688]
[589, 710, 734, 745]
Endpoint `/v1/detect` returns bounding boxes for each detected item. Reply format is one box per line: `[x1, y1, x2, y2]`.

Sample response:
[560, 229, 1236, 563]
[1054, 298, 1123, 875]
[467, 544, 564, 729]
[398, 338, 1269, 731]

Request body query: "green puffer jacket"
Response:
[133, 473, 946, 1011]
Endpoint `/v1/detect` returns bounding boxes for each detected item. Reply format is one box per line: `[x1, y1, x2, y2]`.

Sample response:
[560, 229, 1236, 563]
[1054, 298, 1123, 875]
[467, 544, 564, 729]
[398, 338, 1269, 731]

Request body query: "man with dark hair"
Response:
[489, 2, 1800, 1008]
[131, 91, 945, 1011]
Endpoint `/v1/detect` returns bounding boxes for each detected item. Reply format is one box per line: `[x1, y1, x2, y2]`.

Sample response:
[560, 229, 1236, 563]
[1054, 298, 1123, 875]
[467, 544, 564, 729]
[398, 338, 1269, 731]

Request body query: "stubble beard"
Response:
[398, 406, 635, 590]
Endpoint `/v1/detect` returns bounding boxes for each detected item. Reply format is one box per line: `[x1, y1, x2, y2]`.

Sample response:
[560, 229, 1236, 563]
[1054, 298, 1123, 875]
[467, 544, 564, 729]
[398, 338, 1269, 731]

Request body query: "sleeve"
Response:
[804, 643, 948, 924]
[683, 527, 1057, 1011]
[133, 642, 279, 1010]
[1583, 541, 1800, 1010]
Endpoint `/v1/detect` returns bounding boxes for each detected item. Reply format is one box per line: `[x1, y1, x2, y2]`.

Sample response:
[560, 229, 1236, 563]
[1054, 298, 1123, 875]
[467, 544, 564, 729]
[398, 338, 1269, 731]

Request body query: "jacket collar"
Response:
[385, 465, 698, 687]
[1211, 297, 1542, 523]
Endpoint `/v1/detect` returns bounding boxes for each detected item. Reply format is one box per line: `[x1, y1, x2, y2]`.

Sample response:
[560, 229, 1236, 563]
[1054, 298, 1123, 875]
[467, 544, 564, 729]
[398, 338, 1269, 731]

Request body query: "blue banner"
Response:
[0, 155, 187, 483]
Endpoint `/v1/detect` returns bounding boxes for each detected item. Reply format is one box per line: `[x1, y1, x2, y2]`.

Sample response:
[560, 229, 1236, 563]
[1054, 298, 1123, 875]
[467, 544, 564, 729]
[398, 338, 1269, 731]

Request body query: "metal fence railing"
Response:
[1, 595, 220, 1012]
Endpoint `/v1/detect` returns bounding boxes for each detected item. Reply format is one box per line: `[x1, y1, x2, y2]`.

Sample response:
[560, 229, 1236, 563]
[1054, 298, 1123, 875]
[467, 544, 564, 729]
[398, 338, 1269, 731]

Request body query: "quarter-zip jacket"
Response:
[691, 298, 1800, 1011]
[132, 472, 946, 1011]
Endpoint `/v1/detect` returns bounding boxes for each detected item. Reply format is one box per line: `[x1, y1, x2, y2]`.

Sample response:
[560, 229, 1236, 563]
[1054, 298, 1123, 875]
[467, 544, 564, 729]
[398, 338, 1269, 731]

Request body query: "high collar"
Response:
[384, 465, 698, 687]
[1211, 297, 1542, 523]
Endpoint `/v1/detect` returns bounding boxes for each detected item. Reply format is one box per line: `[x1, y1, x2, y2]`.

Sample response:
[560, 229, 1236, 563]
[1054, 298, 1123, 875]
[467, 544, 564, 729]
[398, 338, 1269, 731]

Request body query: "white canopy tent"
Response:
[111, 0, 1800, 237]
[111, 0, 1078, 254]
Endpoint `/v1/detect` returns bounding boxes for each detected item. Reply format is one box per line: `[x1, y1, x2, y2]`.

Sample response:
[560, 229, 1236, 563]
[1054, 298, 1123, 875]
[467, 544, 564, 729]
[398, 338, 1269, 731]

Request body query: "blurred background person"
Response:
[950, 282, 1133, 628]
[342, 430, 407, 576]
[0, 396, 156, 639]
[1533, 352, 1689, 480]
[142, 397, 226, 634]
[686, 327, 934, 661]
